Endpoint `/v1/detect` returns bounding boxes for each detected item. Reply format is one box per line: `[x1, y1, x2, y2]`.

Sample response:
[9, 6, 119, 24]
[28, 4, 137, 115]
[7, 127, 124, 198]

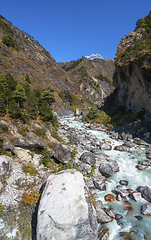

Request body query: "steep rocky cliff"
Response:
[113, 11, 151, 116]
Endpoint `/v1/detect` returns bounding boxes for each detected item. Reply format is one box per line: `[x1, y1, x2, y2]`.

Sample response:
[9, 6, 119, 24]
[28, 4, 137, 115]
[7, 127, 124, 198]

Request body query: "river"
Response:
[60, 117, 151, 240]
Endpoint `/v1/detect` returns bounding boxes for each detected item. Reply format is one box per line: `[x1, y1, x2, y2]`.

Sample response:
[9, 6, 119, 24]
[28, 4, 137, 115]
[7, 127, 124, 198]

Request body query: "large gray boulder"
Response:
[37, 169, 98, 240]
[80, 152, 96, 167]
[53, 144, 72, 164]
[99, 162, 113, 177]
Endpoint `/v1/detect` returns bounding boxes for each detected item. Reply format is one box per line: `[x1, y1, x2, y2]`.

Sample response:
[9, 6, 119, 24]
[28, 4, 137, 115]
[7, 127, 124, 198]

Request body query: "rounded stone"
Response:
[104, 194, 116, 202]
[119, 180, 128, 186]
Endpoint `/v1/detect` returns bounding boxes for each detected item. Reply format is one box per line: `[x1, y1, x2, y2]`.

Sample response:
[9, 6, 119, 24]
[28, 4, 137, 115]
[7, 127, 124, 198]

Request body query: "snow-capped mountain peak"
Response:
[85, 54, 104, 60]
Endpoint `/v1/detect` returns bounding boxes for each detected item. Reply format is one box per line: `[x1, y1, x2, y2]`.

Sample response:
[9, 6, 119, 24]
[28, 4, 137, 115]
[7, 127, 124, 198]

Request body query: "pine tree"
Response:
[0, 97, 6, 115]
[13, 83, 26, 107]
[8, 100, 22, 118]
[39, 101, 53, 121]
[6, 73, 17, 91]
[41, 84, 55, 105]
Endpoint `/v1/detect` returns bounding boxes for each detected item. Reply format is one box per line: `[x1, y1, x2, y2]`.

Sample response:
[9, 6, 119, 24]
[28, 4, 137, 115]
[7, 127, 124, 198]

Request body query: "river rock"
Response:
[106, 209, 115, 219]
[114, 144, 130, 152]
[136, 164, 148, 170]
[98, 226, 110, 240]
[119, 232, 134, 240]
[99, 162, 113, 177]
[74, 162, 91, 176]
[141, 204, 151, 216]
[80, 151, 96, 167]
[139, 160, 150, 166]
[115, 188, 130, 198]
[53, 144, 72, 164]
[93, 177, 106, 191]
[99, 143, 112, 151]
[37, 169, 98, 240]
[130, 191, 142, 202]
[96, 208, 113, 224]
[119, 180, 128, 186]
[115, 214, 123, 220]
[124, 141, 136, 148]
[110, 131, 119, 140]
[104, 194, 116, 202]
[139, 186, 151, 203]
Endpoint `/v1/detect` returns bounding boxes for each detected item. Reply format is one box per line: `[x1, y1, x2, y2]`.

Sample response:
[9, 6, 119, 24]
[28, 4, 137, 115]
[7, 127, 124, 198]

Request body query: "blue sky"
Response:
[1, 0, 151, 62]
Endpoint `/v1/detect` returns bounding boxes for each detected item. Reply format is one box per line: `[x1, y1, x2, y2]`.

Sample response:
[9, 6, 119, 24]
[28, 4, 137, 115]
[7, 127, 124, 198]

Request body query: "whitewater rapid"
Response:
[61, 117, 151, 240]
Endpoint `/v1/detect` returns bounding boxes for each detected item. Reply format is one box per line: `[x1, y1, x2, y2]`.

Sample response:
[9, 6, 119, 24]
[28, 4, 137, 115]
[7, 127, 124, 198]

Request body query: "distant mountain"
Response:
[85, 54, 104, 60]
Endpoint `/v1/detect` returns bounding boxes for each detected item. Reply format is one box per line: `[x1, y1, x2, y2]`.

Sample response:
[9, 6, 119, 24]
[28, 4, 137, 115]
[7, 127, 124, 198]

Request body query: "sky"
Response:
[1, 0, 151, 62]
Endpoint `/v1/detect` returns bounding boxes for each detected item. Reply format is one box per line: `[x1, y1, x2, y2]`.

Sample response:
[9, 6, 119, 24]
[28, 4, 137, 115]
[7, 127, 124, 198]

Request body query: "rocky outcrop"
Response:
[37, 169, 98, 240]
[113, 12, 151, 116]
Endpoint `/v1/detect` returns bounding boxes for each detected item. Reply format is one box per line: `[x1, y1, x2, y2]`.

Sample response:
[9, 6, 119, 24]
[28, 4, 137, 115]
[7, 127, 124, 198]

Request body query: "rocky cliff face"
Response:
[113, 11, 151, 116]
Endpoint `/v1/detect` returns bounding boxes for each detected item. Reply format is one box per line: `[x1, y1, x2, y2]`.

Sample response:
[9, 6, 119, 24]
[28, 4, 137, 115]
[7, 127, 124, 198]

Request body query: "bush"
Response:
[87, 107, 99, 120]
[0, 203, 4, 216]
[71, 147, 78, 158]
[0, 123, 8, 132]
[22, 163, 38, 176]
[2, 34, 17, 48]
[87, 165, 96, 177]
[40, 148, 53, 168]
[68, 136, 74, 145]
[21, 189, 40, 207]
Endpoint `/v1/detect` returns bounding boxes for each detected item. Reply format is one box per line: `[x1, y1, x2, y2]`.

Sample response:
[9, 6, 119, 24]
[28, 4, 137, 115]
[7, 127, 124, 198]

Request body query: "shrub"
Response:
[71, 147, 78, 158]
[68, 136, 74, 145]
[0, 203, 4, 216]
[21, 189, 40, 207]
[87, 107, 99, 120]
[0, 123, 8, 132]
[22, 163, 38, 176]
[2, 34, 17, 48]
[87, 165, 96, 177]
[40, 148, 53, 168]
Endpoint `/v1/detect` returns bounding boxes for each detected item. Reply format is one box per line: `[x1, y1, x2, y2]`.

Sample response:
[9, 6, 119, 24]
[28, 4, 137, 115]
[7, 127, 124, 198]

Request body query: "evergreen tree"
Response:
[0, 73, 11, 106]
[26, 96, 38, 119]
[8, 100, 22, 118]
[39, 101, 53, 121]
[0, 97, 6, 115]
[25, 73, 31, 83]
[24, 82, 31, 97]
[6, 73, 17, 91]
[13, 83, 26, 107]
[41, 84, 55, 105]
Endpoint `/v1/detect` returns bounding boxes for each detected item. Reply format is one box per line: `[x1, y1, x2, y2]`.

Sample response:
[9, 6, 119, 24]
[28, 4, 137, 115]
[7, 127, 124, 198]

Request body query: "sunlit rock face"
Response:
[37, 169, 98, 240]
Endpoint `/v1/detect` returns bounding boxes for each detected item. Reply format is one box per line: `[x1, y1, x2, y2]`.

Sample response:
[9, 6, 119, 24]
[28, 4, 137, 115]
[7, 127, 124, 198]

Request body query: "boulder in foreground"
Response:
[37, 169, 98, 240]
